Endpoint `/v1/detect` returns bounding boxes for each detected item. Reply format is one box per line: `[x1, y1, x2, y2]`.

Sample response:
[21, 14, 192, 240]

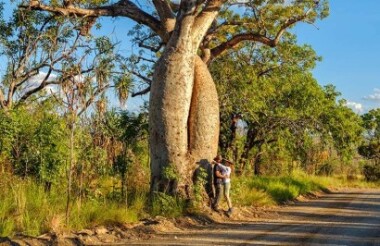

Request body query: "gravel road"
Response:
[145, 189, 380, 245]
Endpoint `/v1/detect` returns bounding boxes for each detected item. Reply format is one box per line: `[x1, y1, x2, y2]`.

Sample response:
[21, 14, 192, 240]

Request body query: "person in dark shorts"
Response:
[212, 155, 226, 211]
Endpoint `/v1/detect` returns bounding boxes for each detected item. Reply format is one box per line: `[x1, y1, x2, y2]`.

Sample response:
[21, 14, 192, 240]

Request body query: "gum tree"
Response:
[25, 0, 328, 195]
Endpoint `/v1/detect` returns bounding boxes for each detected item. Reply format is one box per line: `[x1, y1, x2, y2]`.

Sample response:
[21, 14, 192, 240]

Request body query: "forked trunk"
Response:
[189, 56, 219, 163]
[149, 55, 220, 196]
[149, 1, 221, 197]
[189, 56, 219, 199]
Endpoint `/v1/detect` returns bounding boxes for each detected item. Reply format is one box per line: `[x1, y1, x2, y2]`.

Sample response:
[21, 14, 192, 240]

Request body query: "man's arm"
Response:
[215, 170, 224, 178]
[215, 165, 227, 178]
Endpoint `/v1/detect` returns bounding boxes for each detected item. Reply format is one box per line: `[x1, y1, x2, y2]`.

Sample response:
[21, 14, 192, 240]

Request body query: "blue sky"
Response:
[2, 1, 379, 113]
[100, 0, 380, 113]
[293, 0, 380, 113]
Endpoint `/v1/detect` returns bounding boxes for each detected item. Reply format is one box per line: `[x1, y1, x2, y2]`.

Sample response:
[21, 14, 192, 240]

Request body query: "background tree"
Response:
[360, 108, 380, 160]
[54, 38, 128, 223]
[359, 108, 380, 181]
[211, 40, 363, 176]
[0, 6, 123, 111]
[0, 100, 67, 183]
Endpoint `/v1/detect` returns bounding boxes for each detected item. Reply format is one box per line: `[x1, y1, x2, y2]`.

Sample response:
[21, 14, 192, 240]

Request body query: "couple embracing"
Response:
[212, 155, 233, 216]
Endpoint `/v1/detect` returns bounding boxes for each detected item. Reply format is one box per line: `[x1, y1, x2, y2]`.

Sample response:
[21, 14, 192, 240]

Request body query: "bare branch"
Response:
[18, 67, 54, 103]
[132, 86, 151, 97]
[24, 0, 163, 37]
[153, 0, 175, 19]
[138, 41, 163, 53]
[129, 70, 152, 84]
[77, 85, 110, 116]
[210, 33, 273, 60]
[137, 56, 156, 64]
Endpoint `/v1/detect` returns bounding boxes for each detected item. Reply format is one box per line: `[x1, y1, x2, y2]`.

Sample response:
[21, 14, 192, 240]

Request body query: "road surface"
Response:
[141, 189, 380, 245]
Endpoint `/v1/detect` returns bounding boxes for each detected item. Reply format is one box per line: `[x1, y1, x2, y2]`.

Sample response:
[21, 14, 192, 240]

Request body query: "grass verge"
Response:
[0, 176, 143, 237]
[1, 172, 379, 237]
[232, 170, 380, 207]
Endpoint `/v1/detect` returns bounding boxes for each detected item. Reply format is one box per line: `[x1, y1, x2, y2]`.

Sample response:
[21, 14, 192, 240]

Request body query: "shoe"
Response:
[212, 206, 220, 212]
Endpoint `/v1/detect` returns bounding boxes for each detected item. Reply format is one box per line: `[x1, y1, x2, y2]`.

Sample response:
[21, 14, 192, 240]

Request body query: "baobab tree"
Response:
[25, 0, 329, 196]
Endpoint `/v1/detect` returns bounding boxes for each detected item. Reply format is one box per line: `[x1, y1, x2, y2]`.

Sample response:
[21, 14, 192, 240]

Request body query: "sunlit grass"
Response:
[1, 171, 379, 237]
[232, 170, 379, 207]
[0, 175, 145, 237]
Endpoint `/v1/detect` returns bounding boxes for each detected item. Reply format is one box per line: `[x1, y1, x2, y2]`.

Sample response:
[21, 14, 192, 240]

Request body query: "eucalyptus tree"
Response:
[25, 0, 329, 195]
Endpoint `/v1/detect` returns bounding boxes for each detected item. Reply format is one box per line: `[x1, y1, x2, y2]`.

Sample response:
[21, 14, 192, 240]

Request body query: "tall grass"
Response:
[0, 175, 145, 237]
[1, 172, 379, 237]
[232, 170, 379, 207]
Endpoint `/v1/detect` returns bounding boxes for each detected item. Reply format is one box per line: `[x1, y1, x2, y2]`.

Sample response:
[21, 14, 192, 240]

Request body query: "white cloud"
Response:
[363, 88, 380, 102]
[28, 72, 57, 84]
[345, 101, 363, 114]
[17, 72, 59, 96]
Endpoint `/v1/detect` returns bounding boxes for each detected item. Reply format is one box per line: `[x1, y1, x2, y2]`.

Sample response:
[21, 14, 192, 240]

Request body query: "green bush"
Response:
[363, 163, 380, 181]
[150, 192, 186, 218]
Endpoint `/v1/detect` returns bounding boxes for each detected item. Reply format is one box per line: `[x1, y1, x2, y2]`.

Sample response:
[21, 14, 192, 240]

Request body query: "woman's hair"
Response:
[214, 155, 222, 162]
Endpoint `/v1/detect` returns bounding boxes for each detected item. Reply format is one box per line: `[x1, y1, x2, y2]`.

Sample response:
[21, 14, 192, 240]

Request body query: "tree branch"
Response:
[209, 8, 314, 61]
[192, 0, 226, 48]
[210, 33, 273, 60]
[138, 37, 163, 53]
[132, 86, 151, 97]
[129, 70, 152, 84]
[152, 0, 175, 33]
[18, 67, 54, 103]
[24, 0, 163, 37]
[273, 13, 310, 45]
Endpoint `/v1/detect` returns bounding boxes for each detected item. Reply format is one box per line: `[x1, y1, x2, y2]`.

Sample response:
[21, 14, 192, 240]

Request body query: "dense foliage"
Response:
[211, 41, 363, 176]
[359, 109, 380, 181]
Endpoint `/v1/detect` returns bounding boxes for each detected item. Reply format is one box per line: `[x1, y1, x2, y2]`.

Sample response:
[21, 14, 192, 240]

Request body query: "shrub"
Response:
[363, 162, 380, 181]
[150, 192, 186, 218]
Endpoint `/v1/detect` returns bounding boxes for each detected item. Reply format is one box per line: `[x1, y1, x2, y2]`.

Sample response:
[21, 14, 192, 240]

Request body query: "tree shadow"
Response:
[155, 190, 380, 245]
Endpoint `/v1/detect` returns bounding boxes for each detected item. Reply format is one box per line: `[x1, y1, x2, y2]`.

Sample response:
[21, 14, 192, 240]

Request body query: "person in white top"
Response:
[220, 160, 233, 216]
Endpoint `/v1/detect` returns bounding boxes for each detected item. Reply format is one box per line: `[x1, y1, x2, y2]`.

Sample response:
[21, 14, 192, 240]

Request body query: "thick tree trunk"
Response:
[189, 56, 219, 200]
[149, 6, 196, 195]
[149, 1, 221, 197]
[189, 56, 219, 163]
[149, 52, 220, 197]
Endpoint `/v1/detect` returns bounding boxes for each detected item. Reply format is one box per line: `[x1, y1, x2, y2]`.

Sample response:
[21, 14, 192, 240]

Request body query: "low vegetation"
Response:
[1, 170, 378, 237]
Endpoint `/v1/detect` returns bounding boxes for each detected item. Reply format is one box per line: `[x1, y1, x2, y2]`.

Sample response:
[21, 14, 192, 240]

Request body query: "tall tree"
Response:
[25, 0, 329, 195]
[360, 108, 380, 160]
[211, 40, 325, 173]
[212, 41, 363, 175]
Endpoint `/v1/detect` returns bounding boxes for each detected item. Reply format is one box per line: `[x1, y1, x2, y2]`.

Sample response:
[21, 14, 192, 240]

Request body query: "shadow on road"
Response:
[156, 190, 380, 245]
